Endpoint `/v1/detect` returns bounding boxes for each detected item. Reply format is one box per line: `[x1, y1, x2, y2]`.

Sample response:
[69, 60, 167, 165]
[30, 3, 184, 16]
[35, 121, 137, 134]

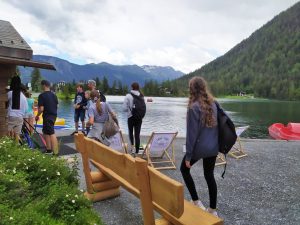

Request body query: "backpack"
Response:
[130, 93, 146, 120]
[215, 101, 237, 178]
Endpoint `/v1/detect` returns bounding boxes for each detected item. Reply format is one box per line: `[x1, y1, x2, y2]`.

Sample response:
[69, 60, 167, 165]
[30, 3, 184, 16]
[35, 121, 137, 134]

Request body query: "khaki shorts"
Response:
[8, 116, 23, 134]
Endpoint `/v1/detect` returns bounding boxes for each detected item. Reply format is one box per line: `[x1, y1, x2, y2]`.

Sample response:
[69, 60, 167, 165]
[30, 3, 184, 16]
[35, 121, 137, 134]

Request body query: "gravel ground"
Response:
[61, 135, 300, 225]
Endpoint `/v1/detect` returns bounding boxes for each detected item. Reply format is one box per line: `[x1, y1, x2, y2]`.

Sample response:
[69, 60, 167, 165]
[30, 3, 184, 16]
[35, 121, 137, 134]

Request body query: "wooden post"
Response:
[135, 157, 155, 225]
[75, 133, 94, 193]
[0, 64, 15, 137]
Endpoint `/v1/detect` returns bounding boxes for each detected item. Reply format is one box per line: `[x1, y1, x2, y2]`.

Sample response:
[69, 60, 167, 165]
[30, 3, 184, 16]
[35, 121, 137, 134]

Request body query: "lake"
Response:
[57, 96, 300, 138]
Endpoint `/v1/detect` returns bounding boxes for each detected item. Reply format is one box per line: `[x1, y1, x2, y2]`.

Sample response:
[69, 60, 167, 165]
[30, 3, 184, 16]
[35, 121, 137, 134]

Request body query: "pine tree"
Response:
[31, 68, 43, 92]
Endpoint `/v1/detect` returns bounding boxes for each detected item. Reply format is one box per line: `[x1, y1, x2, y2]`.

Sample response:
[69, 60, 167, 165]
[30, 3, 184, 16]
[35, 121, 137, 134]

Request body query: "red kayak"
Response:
[268, 123, 300, 140]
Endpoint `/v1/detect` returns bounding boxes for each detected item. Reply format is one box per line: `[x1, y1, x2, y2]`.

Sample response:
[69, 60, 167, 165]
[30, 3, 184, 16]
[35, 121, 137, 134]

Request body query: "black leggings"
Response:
[128, 117, 142, 153]
[180, 155, 217, 209]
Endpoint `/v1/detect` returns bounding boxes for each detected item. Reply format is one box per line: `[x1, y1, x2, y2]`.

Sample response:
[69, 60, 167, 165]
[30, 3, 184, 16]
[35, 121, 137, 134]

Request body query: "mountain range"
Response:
[19, 55, 184, 86]
[173, 1, 300, 100]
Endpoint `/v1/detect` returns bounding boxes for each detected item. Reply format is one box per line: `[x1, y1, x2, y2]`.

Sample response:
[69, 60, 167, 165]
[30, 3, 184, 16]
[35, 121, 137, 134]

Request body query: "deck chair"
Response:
[229, 126, 249, 159]
[141, 131, 178, 170]
[108, 130, 127, 153]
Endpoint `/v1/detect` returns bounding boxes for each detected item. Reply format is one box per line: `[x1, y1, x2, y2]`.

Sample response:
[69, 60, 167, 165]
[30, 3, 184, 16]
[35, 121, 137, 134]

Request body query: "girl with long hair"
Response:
[87, 90, 116, 141]
[180, 76, 219, 217]
[7, 76, 28, 141]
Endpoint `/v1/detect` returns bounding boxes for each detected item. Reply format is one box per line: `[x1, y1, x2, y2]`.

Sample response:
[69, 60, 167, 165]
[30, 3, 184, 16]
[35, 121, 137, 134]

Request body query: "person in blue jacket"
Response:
[180, 76, 219, 217]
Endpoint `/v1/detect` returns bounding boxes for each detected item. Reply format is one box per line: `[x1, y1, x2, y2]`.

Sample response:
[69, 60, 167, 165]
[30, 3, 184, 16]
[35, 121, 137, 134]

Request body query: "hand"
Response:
[185, 160, 191, 168]
[35, 116, 39, 122]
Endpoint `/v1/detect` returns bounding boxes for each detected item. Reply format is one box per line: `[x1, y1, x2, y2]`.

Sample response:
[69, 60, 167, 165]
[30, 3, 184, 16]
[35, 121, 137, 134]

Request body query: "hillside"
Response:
[19, 55, 184, 86]
[174, 2, 300, 100]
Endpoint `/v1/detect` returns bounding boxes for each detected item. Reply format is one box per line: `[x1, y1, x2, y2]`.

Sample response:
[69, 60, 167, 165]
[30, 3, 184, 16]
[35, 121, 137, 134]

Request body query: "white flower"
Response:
[3, 141, 6, 144]
[75, 194, 78, 198]
[43, 156, 45, 159]
[13, 168, 16, 174]
[72, 200, 75, 203]
[41, 169, 46, 172]
[56, 172, 61, 176]
[8, 155, 11, 158]
[71, 214, 74, 217]
[9, 217, 13, 220]
[66, 194, 69, 197]
[9, 179, 13, 182]
[26, 166, 29, 170]
[28, 159, 31, 161]
[80, 189, 84, 192]
[46, 177, 49, 180]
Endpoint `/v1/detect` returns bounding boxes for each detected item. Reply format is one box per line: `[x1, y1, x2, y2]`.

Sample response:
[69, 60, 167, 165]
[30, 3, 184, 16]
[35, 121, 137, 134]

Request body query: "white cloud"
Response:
[0, 0, 298, 73]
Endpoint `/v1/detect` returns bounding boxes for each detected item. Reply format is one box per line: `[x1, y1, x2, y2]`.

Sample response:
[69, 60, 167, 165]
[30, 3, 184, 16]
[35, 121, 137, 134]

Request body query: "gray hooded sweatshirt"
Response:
[122, 90, 141, 118]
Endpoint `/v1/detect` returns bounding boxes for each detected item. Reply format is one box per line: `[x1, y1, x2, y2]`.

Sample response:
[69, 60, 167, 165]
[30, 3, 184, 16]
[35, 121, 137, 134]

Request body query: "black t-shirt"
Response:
[38, 91, 58, 116]
[74, 92, 87, 111]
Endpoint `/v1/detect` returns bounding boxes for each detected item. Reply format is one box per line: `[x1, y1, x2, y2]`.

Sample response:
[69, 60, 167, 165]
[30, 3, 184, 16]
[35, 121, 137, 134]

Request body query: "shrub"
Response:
[0, 137, 102, 225]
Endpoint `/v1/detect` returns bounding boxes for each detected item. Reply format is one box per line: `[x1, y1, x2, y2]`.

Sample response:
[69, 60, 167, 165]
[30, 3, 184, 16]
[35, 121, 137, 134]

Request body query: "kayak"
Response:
[34, 108, 67, 128]
[268, 123, 300, 140]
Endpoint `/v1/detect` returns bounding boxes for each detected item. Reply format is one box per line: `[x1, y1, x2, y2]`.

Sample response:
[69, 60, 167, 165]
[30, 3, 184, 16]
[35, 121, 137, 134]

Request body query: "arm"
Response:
[122, 95, 130, 112]
[185, 106, 200, 162]
[106, 102, 116, 118]
[35, 95, 44, 121]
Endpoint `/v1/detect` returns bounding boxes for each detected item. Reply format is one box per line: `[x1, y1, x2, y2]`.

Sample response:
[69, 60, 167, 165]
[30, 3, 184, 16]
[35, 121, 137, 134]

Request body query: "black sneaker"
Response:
[45, 149, 53, 154]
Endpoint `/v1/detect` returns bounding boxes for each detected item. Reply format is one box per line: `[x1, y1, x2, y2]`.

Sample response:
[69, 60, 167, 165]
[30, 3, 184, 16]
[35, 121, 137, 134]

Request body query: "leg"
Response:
[44, 134, 51, 150]
[80, 110, 85, 131]
[180, 155, 199, 201]
[203, 156, 217, 209]
[74, 111, 79, 132]
[127, 117, 134, 146]
[134, 119, 142, 153]
[50, 134, 59, 155]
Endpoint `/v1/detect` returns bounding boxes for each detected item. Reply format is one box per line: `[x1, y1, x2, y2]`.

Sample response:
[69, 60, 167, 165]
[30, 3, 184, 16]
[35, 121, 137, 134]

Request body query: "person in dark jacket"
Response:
[180, 76, 219, 217]
[73, 83, 87, 135]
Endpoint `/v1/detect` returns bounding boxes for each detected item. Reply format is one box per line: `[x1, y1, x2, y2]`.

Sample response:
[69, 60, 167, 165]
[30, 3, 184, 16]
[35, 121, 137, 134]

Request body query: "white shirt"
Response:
[7, 91, 28, 118]
[122, 90, 140, 118]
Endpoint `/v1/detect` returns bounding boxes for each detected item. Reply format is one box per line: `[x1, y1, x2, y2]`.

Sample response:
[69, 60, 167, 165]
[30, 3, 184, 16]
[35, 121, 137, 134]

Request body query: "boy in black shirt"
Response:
[35, 80, 58, 155]
[73, 83, 87, 134]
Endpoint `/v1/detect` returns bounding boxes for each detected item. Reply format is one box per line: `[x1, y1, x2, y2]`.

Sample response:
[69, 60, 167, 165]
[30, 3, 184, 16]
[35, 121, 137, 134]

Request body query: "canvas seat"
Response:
[229, 126, 249, 159]
[108, 130, 128, 153]
[141, 131, 178, 170]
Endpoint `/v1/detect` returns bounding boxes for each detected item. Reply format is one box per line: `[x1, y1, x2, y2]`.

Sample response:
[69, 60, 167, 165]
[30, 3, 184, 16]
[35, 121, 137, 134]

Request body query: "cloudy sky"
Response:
[0, 0, 298, 73]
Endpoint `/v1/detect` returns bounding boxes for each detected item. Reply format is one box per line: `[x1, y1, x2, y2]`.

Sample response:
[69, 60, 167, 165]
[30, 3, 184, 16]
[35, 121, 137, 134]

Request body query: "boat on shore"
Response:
[268, 123, 300, 140]
[146, 98, 153, 102]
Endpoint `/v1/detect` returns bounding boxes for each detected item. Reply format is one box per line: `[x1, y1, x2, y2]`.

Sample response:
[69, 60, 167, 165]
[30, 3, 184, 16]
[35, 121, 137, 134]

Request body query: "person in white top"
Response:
[7, 76, 28, 141]
[122, 82, 146, 154]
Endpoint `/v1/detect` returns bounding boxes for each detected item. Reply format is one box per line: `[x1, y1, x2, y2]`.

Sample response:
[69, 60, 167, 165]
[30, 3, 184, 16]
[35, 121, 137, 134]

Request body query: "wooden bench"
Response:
[75, 133, 223, 225]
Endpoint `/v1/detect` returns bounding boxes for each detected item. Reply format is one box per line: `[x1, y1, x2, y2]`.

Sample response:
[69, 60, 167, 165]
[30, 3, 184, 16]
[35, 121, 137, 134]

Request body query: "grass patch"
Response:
[0, 137, 102, 225]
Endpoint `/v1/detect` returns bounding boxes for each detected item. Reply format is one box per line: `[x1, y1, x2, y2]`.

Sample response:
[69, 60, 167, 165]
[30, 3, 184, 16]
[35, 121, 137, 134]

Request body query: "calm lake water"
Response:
[58, 96, 300, 139]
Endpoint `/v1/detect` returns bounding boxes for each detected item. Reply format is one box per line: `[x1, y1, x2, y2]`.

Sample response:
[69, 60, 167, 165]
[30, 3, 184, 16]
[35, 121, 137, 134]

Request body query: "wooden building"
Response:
[0, 20, 55, 137]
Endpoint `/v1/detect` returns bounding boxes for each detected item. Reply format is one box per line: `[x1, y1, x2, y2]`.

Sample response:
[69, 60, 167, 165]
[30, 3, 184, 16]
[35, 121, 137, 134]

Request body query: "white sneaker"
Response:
[206, 208, 219, 217]
[191, 200, 205, 210]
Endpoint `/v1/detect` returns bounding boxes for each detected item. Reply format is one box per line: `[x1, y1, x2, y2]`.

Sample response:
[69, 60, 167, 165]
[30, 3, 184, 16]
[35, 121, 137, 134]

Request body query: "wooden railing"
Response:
[75, 133, 223, 225]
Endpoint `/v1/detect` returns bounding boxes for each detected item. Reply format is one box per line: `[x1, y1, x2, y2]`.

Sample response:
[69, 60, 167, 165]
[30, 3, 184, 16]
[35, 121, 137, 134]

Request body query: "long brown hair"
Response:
[90, 90, 102, 115]
[188, 76, 216, 127]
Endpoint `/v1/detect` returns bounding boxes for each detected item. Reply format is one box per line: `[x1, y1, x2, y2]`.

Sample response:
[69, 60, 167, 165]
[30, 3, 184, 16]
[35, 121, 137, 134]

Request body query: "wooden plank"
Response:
[90, 171, 110, 183]
[87, 138, 140, 190]
[155, 218, 172, 225]
[91, 160, 140, 198]
[92, 180, 120, 192]
[135, 158, 155, 225]
[84, 187, 120, 202]
[148, 167, 184, 218]
[154, 200, 223, 225]
[74, 134, 94, 193]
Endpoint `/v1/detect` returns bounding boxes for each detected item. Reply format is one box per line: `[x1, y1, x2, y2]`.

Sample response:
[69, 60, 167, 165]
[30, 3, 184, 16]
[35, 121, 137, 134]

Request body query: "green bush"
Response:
[0, 137, 102, 225]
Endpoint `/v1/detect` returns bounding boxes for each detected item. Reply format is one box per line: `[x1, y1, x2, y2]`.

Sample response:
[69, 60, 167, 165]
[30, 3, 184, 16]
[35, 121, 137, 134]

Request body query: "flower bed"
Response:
[0, 137, 102, 225]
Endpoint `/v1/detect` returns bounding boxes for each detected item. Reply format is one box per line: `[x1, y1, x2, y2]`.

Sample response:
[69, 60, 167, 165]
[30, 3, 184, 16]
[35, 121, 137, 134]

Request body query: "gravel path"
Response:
[62, 136, 300, 225]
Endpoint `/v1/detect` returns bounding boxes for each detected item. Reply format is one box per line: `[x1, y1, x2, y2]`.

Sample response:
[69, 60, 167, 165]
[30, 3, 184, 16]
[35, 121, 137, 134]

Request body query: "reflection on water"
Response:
[58, 96, 300, 138]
